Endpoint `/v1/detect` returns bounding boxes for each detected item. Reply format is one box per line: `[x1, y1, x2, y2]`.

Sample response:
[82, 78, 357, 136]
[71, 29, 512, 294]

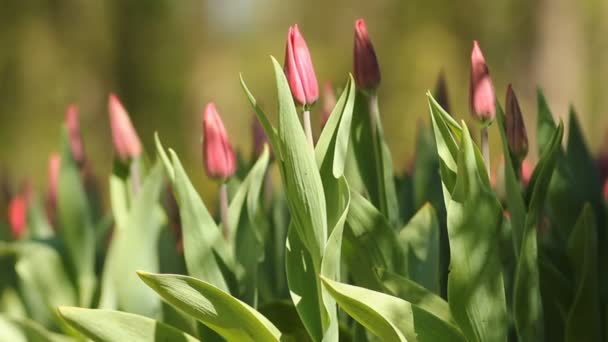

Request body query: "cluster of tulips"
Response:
[1, 16, 608, 342]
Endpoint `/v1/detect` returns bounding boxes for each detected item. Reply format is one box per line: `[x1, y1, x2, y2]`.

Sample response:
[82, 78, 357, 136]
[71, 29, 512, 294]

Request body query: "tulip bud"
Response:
[108, 94, 142, 161]
[284, 24, 319, 106]
[45, 153, 61, 227]
[354, 18, 381, 92]
[320, 82, 336, 129]
[8, 195, 27, 239]
[65, 105, 86, 166]
[252, 116, 268, 159]
[470, 41, 496, 123]
[521, 158, 534, 187]
[434, 70, 451, 115]
[604, 179, 608, 201]
[505, 85, 529, 164]
[202, 103, 236, 179]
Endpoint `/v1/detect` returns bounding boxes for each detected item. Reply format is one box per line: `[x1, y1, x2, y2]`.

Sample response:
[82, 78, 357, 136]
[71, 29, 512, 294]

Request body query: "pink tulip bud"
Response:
[320, 82, 336, 129]
[505, 85, 529, 164]
[521, 158, 533, 187]
[45, 153, 61, 227]
[354, 19, 381, 91]
[469, 41, 496, 122]
[284, 24, 319, 106]
[202, 103, 236, 179]
[65, 105, 86, 166]
[8, 195, 27, 239]
[108, 94, 142, 161]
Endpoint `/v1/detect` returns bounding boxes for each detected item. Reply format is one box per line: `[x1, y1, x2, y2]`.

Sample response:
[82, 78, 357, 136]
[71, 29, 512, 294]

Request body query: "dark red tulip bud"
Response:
[505, 85, 529, 164]
[604, 179, 608, 201]
[202, 103, 236, 179]
[354, 19, 381, 92]
[8, 195, 27, 239]
[108, 93, 142, 161]
[320, 82, 336, 129]
[470, 41, 496, 122]
[434, 70, 451, 115]
[284, 24, 319, 106]
[65, 105, 86, 166]
[45, 153, 61, 227]
[252, 116, 269, 158]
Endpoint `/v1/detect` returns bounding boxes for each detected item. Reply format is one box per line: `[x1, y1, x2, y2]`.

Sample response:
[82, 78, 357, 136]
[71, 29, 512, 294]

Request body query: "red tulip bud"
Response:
[505, 85, 529, 164]
[65, 105, 86, 166]
[521, 159, 533, 187]
[108, 94, 142, 161]
[202, 103, 236, 179]
[8, 195, 27, 239]
[45, 153, 61, 227]
[434, 70, 451, 115]
[469, 41, 496, 122]
[354, 19, 381, 91]
[604, 179, 608, 201]
[320, 82, 336, 129]
[284, 24, 318, 106]
[252, 116, 269, 158]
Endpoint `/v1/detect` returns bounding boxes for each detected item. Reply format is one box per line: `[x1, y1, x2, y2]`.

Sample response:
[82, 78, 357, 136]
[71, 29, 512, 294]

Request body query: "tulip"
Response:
[45, 153, 61, 227]
[521, 159, 533, 187]
[108, 93, 142, 161]
[320, 82, 336, 129]
[354, 19, 381, 92]
[65, 105, 86, 166]
[8, 195, 27, 239]
[252, 116, 268, 159]
[505, 85, 529, 165]
[202, 103, 236, 180]
[604, 178, 608, 201]
[434, 70, 451, 115]
[284, 24, 319, 106]
[469, 41, 496, 122]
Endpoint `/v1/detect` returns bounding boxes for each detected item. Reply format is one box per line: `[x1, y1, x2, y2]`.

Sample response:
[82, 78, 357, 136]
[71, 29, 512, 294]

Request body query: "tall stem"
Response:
[303, 109, 314, 147]
[219, 183, 229, 241]
[130, 158, 141, 194]
[368, 94, 386, 214]
[481, 126, 490, 176]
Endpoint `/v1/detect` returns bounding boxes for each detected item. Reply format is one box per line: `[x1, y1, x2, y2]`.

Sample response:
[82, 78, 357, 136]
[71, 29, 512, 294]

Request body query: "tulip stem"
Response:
[481, 126, 490, 176]
[130, 158, 141, 194]
[368, 94, 387, 215]
[303, 110, 314, 147]
[219, 183, 230, 241]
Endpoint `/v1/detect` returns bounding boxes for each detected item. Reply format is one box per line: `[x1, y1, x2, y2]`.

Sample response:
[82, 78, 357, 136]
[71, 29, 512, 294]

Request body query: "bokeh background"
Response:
[2, 0, 608, 204]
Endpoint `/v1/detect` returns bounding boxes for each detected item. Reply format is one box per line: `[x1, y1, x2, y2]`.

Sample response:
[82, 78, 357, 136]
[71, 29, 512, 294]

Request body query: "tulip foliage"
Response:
[1, 19, 608, 342]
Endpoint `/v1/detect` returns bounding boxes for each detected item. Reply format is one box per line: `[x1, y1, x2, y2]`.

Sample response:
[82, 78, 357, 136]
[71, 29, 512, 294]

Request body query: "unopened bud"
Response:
[202, 103, 236, 179]
[505, 85, 529, 164]
[108, 94, 142, 161]
[353, 19, 381, 92]
[284, 24, 319, 106]
[469, 41, 496, 123]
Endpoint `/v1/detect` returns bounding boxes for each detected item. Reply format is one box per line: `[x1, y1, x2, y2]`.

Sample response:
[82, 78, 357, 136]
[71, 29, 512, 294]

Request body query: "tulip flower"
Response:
[284, 24, 318, 107]
[469, 41, 496, 122]
[202, 103, 236, 180]
[521, 159, 533, 187]
[434, 70, 451, 115]
[505, 85, 529, 165]
[320, 82, 336, 129]
[8, 195, 27, 239]
[65, 105, 86, 166]
[252, 116, 268, 159]
[45, 153, 61, 227]
[354, 19, 381, 92]
[604, 178, 608, 201]
[108, 93, 142, 161]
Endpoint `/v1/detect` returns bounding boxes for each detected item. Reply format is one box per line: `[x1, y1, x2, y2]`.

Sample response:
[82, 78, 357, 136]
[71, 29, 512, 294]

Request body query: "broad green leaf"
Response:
[100, 162, 166, 317]
[536, 88, 557, 156]
[155, 137, 233, 292]
[377, 268, 458, 328]
[513, 121, 563, 341]
[321, 276, 466, 342]
[58, 307, 198, 342]
[495, 104, 526, 256]
[398, 204, 440, 294]
[0, 316, 27, 342]
[138, 272, 281, 341]
[271, 56, 327, 267]
[14, 242, 77, 328]
[0, 315, 75, 342]
[57, 128, 96, 307]
[565, 204, 600, 341]
[26, 197, 54, 239]
[538, 257, 572, 341]
[259, 301, 311, 341]
[445, 123, 507, 342]
[343, 192, 405, 291]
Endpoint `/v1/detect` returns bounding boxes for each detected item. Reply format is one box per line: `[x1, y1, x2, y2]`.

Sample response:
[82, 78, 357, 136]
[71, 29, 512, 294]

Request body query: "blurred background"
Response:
[1, 0, 608, 204]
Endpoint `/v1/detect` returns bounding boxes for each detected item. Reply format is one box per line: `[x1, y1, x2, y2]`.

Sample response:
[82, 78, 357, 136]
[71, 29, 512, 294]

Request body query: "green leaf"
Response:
[58, 307, 199, 342]
[321, 276, 466, 342]
[536, 88, 557, 156]
[513, 121, 563, 341]
[398, 203, 440, 294]
[258, 301, 311, 341]
[444, 122, 507, 342]
[138, 272, 281, 341]
[565, 204, 600, 341]
[155, 137, 233, 292]
[0, 315, 75, 342]
[271, 56, 327, 267]
[57, 128, 96, 307]
[99, 162, 166, 317]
